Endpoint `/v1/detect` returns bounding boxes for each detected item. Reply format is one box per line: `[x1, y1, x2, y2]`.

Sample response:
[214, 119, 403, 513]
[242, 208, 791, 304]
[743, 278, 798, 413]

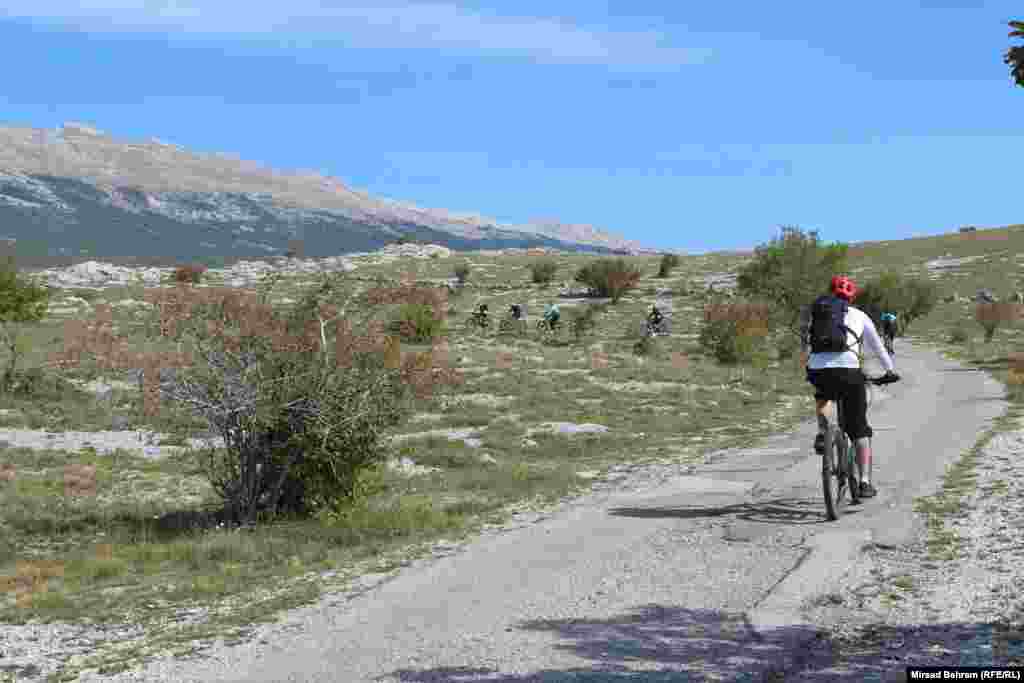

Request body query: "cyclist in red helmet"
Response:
[805, 275, 899, 498]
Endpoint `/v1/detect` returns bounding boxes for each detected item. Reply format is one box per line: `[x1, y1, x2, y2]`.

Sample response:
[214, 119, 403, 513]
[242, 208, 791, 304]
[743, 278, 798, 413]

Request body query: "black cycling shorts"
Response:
[806, 367, 873, 440]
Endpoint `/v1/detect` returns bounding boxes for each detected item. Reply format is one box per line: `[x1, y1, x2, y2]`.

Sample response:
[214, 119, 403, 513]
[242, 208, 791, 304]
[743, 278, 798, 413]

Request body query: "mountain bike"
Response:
[465, 311, 490, 333]
[536, 317, 561, 341]
[883, 331, 895, 357]
[643, 317, 670, 338]
[499, 316, 526, 335]
[822, 373, 900, 521]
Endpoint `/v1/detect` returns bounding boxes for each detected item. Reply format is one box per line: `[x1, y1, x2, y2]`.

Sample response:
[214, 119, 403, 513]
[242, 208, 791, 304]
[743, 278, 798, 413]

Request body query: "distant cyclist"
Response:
[468, 303, 489, 329]
[509, 303, 524, 321]
[649, 305, 664, 327]
[646, 305, 667, 335]
[542, 303, 560, 329]
[879, 312, 897, 355]
[806, 276, 899, 499]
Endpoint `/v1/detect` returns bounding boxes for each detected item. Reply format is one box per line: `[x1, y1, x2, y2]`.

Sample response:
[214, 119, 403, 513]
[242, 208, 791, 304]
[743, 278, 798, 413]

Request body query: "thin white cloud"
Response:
[0, 2, 710, 66]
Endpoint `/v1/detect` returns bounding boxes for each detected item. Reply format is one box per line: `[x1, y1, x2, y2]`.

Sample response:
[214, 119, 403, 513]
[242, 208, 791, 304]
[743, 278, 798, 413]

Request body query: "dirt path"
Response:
[91, 344, 1006, 682]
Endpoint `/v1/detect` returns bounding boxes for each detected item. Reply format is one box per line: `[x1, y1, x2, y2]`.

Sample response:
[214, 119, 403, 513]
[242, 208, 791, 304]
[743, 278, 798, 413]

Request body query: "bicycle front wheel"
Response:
[822, 426, 843, 521]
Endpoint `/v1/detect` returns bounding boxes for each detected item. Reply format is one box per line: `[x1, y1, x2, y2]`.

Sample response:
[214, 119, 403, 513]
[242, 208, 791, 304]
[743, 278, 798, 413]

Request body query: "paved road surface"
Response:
[100, 344, 1006, 682]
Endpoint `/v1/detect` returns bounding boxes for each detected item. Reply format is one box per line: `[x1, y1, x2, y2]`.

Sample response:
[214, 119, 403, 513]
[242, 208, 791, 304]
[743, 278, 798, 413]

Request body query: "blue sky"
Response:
[0, 2, 1021, 252]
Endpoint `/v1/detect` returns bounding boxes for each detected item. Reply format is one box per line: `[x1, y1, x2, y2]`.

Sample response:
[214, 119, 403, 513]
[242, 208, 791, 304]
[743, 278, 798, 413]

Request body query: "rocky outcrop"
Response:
[32, 243, 460, 289]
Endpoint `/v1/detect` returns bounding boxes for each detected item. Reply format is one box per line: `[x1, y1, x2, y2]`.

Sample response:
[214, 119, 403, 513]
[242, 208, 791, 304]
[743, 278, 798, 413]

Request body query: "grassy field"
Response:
[0, 227, 1021, 679]
[0, 247, 819, 680]
[847, 223, 1024, 396]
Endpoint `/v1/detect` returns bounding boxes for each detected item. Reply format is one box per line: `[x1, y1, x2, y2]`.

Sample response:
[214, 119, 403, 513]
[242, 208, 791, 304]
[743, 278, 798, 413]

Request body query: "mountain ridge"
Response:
[0, 121, 654, 262]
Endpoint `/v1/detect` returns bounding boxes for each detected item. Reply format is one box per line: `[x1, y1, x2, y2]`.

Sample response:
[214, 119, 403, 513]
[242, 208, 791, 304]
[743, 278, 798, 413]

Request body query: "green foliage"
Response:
[855, 271, 939, 334]
[573, 258, 642, 303]
[0, 257, 51, 325]
[949, 323, 970, 344]
[736, 226, 848, 339]
[141, 273, 460, 524]
[453, 262, 471, 285]
[529, 259, 558, 285]
[66, 288, 101, 302]
[390, 302, 445, 343]
[1007, 20, 1024, 87]
[698, 319, 762, 364]
[632, 334, 664, 357]
[656, 253, 681, 278]
[698, 301, 772, 365]
[0, 255, 52, 392]
[569, 303, 606, 343]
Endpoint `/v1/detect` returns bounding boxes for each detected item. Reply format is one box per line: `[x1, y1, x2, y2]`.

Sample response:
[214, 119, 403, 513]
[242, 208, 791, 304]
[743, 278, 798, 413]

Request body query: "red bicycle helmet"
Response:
[830, 275, 858, 301]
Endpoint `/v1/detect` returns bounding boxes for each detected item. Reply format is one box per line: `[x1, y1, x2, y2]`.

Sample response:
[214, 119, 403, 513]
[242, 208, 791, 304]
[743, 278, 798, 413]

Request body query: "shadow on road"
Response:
[607, 497, 849, 526]
[381, 605, 1022, 682]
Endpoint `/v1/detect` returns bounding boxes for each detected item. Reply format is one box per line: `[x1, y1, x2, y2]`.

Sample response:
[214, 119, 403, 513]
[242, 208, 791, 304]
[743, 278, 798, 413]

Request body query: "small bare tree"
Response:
[975, 302, 1021, 343]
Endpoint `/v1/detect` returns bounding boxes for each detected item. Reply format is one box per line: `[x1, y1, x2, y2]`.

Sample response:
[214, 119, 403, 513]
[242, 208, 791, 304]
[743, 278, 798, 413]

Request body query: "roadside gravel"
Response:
[792, 418, 1024, 679]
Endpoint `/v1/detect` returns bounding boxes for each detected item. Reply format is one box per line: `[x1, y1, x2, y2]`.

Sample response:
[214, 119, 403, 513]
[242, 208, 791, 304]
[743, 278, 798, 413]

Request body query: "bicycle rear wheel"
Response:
[822, 425, 843, 521]
[847, 439, 862, 505]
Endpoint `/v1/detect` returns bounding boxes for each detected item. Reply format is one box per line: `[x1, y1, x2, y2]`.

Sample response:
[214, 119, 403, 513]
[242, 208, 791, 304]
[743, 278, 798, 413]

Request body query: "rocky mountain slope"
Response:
[0, 122, 651, 265]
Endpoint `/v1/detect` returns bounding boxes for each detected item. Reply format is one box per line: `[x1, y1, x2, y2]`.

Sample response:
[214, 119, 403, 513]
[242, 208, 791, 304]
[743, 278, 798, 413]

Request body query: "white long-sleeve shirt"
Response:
[807, 304, 895, 373]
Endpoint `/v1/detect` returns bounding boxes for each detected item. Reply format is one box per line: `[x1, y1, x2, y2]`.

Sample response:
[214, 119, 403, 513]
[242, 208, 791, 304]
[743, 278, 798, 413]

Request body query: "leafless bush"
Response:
[975, 302, 1021, 342]
[172, 263, 207, 285]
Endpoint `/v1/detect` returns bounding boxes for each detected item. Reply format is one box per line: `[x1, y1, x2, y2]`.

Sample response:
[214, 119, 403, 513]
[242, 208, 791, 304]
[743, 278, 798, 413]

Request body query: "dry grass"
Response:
[0, 237, 979, 677]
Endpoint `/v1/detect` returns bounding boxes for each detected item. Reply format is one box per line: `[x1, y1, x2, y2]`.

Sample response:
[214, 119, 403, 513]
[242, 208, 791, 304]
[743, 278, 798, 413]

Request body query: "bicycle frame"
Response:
[822, 373, 895, 520]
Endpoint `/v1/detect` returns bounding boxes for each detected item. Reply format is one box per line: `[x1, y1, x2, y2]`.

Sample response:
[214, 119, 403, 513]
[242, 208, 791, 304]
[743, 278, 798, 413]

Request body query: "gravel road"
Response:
[62, 344, 1007, 681]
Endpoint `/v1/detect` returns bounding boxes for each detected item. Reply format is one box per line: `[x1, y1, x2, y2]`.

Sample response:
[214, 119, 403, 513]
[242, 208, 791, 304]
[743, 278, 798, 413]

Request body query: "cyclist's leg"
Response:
[840, 370, 875, 495]
[807, 369, 834, 453]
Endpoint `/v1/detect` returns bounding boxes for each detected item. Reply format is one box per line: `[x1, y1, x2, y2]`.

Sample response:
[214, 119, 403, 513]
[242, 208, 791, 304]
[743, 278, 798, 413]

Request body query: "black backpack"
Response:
[809, 295, 860, 353]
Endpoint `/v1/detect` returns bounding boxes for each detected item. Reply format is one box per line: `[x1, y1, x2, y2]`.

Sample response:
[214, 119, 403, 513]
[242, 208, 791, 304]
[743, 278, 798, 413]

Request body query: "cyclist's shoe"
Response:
[859, 482, 878, 498]
[813, 432, 825, 454]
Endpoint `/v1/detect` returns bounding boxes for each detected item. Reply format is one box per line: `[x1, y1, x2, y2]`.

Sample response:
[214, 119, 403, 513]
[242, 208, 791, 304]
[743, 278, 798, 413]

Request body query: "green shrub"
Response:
[698, 301, 772, 365]
[529, 259, 558, 285]
[6, 367, 73, 398]
[736, 226, 848, 338]
[573, 258, 641, 303]
[0, 254, 52, 393]
[453, 262, 471, 285]
[390, 302, 446, 343]
[855, 271, 939, 334]
[569, 303, 606, 343]
[656, 253, 681, 278]
[132, 274, 463, 525]
[66, 288, 101, 303]
[633, 334, 659, 357]
[949, 323, 970, 344]
[776, 331, 802, 360]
